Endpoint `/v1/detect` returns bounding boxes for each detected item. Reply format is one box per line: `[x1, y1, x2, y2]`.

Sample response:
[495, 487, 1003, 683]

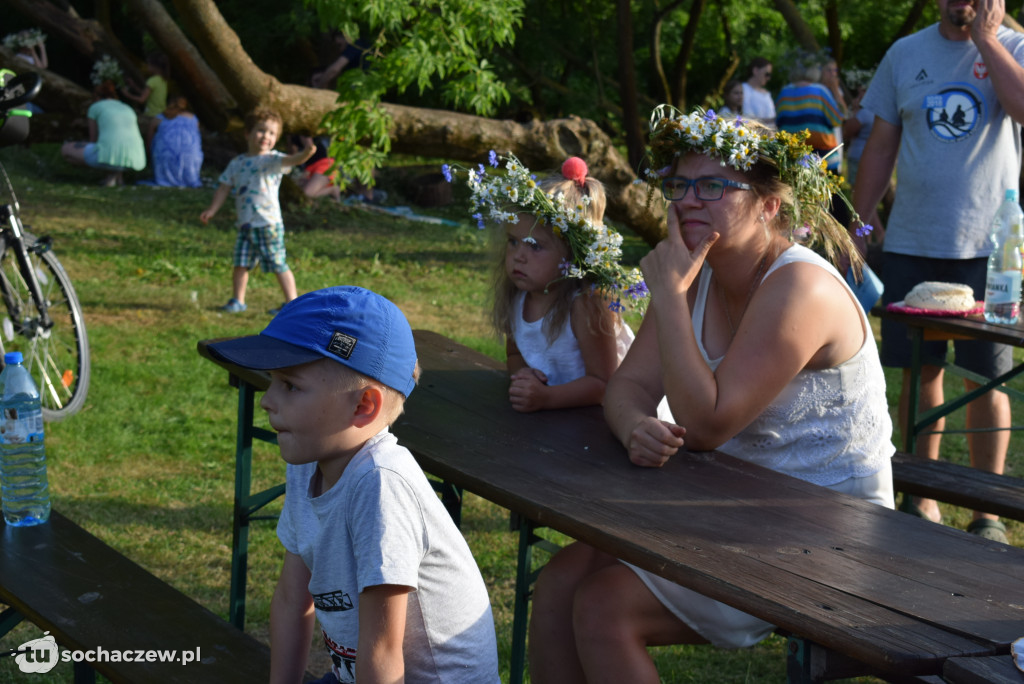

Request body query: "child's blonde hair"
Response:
[332, 360, 421, 427]
[492, 158, 609, 344]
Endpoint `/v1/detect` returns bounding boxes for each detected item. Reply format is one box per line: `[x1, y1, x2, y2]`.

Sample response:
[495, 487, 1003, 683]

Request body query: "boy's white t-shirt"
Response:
[218, 151, 289, 228]
[277, 429, 500, 683]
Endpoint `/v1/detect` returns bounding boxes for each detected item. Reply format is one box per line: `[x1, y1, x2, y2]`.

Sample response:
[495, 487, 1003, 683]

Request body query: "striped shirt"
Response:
[775, 82, 843, 169]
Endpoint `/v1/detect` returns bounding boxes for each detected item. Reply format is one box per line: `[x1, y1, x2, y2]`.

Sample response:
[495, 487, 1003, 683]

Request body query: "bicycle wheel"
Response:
[0, 232, 90, 421]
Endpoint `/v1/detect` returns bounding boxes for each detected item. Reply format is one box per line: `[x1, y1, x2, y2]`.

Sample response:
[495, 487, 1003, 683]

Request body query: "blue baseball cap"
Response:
[207, 286, 418, 397]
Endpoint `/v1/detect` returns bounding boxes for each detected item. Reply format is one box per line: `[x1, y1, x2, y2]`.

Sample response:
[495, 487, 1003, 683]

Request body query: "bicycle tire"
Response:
[0, 231, 90, 421]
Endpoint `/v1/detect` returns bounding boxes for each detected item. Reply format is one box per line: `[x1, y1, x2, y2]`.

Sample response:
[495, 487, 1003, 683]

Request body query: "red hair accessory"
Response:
[561, 157, 588, 187]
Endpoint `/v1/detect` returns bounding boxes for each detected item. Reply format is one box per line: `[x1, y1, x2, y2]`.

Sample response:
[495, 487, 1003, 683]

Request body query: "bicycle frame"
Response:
[0, 203, 55, 343]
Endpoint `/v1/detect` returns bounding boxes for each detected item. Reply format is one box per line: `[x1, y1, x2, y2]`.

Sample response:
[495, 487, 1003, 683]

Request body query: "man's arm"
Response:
[972, 0, 1024, 123]
[269, 552, 315, 684]
[356, 584, 411, 684]
[850, 116, 901, 256]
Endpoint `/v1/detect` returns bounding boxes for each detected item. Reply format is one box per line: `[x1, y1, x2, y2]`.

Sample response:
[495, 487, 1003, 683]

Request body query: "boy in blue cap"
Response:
[208, 286, 499, 684]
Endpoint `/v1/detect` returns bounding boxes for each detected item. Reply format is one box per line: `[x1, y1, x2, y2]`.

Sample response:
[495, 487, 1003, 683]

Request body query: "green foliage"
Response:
[304, 0, 523, 189]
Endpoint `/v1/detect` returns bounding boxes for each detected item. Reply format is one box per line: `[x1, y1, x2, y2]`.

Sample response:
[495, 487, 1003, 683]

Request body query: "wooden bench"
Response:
[0, 510, 291, 683]
[891, 450, 1024, 522]
[942, 655, 1023, 684]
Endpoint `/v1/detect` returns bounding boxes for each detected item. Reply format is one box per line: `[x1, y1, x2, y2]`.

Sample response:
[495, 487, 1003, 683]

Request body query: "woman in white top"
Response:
[741, 57, 776, 126]
[527, 107, 894, 683]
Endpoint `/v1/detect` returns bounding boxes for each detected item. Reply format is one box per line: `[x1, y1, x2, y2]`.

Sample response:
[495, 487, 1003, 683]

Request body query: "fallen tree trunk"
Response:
[385, 105, 664, 243]
[171, 0, 665, 243]
[0, 48, 91, 115]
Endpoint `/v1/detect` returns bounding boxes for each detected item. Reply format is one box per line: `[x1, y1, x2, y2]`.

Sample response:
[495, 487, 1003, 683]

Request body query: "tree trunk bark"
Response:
[169, 0, 664, 243]
[5, 0, 144, 85]
[387, 106, 665, 244]
[123, 0, 235, 131]
[9, 0, 666, 244]
[615, 0, 645, 169]
[669, 0, 706, 111]
[770, 0, 820, 52]
[0, 48, 91, 115]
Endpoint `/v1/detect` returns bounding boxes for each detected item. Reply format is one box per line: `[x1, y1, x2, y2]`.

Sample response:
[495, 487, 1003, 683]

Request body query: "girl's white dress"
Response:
[511, 291, 633, 385]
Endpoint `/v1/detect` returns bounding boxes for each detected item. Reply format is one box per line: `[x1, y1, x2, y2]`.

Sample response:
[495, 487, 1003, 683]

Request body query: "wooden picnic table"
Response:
[872, 307, 1024, 452]
[198, 331, 1024, 683]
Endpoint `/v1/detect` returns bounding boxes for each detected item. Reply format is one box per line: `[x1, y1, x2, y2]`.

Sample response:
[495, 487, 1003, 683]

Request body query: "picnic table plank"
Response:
[891, 451, 1024, 522]
[943, 655, 1023, 684]
[0, 511, 271, 683]
[394, 330, 1024, 676]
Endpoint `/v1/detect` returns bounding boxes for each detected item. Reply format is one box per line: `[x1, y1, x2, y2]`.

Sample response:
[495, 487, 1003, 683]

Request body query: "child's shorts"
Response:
[233, 222, 289, 274]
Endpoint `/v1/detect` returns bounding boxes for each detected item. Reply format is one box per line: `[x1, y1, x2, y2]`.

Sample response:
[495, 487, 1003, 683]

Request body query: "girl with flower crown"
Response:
[490, 157, 636, 412]
[527, 108, 896, 683]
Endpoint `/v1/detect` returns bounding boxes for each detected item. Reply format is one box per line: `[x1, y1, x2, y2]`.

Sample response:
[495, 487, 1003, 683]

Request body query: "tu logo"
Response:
[1, 631, 59, 674]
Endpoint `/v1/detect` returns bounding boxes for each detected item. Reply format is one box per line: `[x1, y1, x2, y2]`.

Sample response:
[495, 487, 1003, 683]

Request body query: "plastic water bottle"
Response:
[0, 351, 49, 526]
[984, 189, 1024, 324]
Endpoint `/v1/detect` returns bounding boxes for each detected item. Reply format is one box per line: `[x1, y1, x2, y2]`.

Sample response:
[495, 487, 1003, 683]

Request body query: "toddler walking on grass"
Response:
[200, 108, 314, 314]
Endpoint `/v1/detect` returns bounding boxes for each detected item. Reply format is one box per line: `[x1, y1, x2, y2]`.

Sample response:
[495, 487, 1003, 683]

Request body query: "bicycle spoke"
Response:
[0, 232, 89, 420]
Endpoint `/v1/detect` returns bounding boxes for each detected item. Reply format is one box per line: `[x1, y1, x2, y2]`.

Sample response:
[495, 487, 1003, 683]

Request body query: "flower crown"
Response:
[443, 152, 648, 311]
[2, 29, 45, 51]
[843, 66, 876, 92]
[642, 105, 871, 261]
[90, 55, 125, 88]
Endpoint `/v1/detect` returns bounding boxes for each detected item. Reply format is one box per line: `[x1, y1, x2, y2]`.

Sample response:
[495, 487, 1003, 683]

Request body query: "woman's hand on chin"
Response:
[626, 416, 686, 468]
[641, 202, 718, 300]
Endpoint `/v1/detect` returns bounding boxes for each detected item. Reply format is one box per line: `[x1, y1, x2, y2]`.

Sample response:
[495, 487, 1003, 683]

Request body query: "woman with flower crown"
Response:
[527, 108, 896, 683]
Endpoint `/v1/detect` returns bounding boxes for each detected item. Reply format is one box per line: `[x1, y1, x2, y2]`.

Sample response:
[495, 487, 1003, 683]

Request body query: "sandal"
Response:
[898, 495, 942, 524]
[966, 518, 1008, 544]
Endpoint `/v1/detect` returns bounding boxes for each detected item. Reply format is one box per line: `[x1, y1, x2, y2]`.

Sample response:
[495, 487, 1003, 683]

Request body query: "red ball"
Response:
[561, 157, 588, 185]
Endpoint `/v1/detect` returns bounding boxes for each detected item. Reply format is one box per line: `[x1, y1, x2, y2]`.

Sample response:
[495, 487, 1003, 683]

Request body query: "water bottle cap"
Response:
[1006, 189, 1019, 202]
[3, 351, 22, 364]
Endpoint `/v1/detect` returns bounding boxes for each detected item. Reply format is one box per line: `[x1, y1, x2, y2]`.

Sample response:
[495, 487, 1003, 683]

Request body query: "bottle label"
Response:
[0, 408, 43, 445]
[985, 270, 1022, 304]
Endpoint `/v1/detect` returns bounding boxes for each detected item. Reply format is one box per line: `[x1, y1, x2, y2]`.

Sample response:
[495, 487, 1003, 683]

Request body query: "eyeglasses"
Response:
[661, 176, 752, 202]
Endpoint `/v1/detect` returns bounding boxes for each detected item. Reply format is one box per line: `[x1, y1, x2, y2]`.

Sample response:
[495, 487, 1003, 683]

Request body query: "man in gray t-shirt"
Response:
[851, 0, 1024, 544]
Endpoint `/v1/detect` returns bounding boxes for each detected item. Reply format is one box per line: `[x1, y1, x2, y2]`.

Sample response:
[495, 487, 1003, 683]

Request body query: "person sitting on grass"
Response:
[61, 80, 147, 187]
[199, 107, 314, 315]
[287, 134, 341, 202]
[140, 94, 203, 188]
[206, 286, 500, 684]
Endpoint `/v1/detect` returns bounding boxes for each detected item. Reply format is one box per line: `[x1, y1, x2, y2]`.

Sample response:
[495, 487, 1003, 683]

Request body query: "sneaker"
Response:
[267, 303, 285, 315]
[221, 298, 247, 313]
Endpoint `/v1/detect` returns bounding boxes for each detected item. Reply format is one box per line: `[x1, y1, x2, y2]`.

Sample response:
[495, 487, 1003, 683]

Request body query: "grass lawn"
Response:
[0, 143, 1019, 683]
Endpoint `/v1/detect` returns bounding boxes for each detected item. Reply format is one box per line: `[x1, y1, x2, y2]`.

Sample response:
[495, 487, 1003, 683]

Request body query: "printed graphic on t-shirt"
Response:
[923, 82, 984, 143]
[323, 630, 356, 683]
[313, 589, 354, 612]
